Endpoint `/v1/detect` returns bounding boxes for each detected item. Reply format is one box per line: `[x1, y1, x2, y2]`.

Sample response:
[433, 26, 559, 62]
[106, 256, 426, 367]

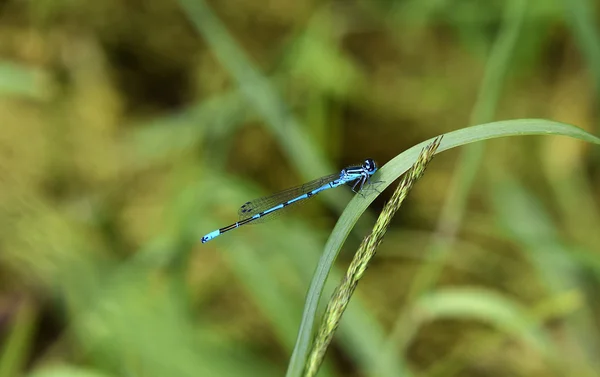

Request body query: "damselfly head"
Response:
[363, 158, 377, 174]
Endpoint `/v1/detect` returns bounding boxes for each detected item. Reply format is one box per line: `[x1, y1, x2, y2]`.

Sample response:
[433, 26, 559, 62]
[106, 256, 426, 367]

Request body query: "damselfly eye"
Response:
[363, 158, 377, 173]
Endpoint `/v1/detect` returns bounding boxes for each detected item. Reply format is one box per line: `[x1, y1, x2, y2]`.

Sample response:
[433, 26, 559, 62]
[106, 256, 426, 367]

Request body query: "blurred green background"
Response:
[1, 0, 600, 376]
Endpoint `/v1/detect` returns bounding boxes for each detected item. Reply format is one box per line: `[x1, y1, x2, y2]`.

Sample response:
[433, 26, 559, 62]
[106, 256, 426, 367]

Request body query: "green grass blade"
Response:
[407, 0, 528, 301]
[0, 301, 37, 377]
[286, 118, 600, 377]
[176, 0, 344, 196]
[562, 0, 600, 115]
[414, 288, 552, 355]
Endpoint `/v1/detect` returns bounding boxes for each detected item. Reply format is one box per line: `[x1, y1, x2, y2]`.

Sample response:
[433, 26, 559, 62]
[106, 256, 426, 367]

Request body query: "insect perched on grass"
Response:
[201, 159, 379, 243]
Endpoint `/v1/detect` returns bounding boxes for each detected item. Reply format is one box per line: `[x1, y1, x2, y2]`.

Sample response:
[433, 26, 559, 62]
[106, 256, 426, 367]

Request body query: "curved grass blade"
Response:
[286, 118, 600, 377]
[414, 288, 552, 354]
[304, 137, 442, 377]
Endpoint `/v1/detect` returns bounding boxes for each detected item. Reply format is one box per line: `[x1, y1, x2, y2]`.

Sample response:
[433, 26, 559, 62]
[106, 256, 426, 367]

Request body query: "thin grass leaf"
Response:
[421, 290, 586, 377]
[405, 0, 528, 304]
[286, 119, 600, 377]
[414, 288, 552, 355]
[0, 300, 37, 377]
[177, 0, 335, 180]
[304, 137, 442, 377]
[561, 0, 600, 114]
